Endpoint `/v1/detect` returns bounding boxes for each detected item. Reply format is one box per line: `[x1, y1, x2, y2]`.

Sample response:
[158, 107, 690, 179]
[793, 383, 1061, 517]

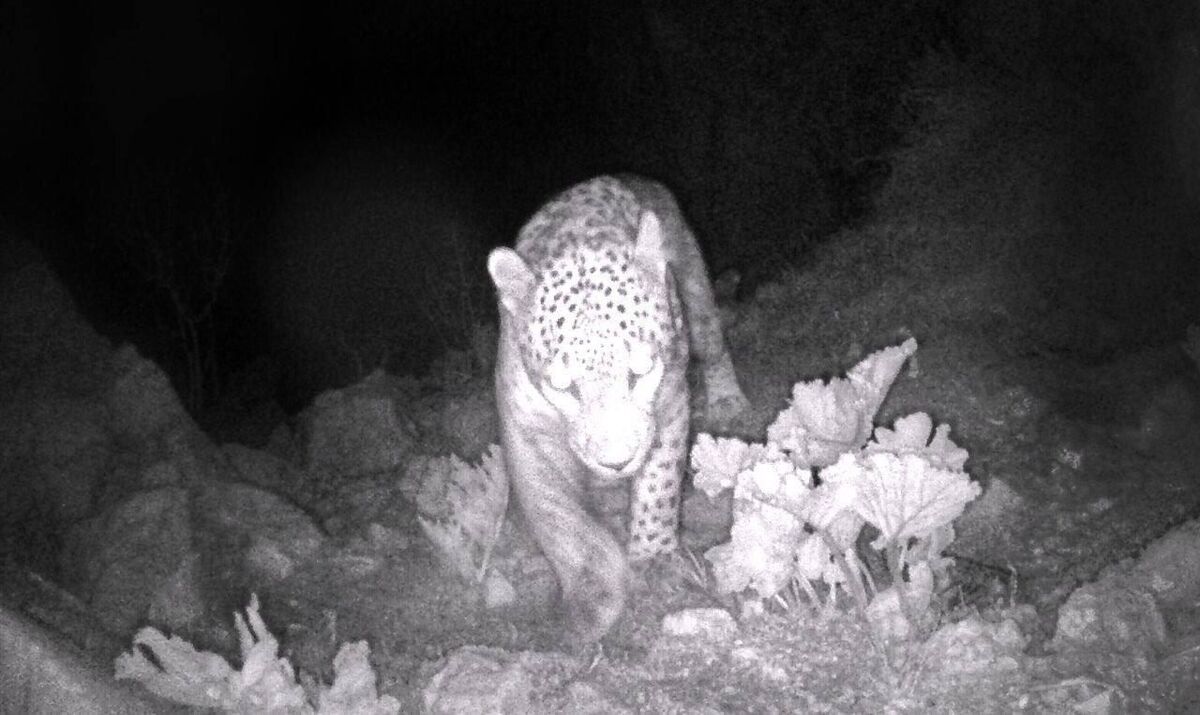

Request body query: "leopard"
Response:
[487, 174, 750, 643]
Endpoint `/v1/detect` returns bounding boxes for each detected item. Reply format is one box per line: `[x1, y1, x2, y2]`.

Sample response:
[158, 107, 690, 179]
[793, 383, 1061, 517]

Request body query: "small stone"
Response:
[661, 607, 738, 639]
[484, 571, 516, 608]
[245, 537, 295, 581]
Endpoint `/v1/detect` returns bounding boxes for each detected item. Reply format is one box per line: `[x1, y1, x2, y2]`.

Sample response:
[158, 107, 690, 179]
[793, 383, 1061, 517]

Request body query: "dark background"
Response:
[1, 0, 1195, 413]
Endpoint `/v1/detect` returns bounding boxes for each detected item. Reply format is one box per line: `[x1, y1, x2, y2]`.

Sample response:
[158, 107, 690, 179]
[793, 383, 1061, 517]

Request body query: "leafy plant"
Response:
[693, 339, 981, 638]
[115, 594, 399, 713]
[412, 446, 509, 585]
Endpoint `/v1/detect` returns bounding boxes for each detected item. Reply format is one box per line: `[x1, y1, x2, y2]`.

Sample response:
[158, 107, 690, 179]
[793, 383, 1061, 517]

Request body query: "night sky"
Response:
[2, 1, 611, 243]
[1, 0, 679, 236]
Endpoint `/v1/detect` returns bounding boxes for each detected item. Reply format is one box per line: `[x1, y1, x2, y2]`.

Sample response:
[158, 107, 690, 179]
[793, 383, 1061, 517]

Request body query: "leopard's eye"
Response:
[629, 342, 654, 376]
[548, 367, 572, 392]
[547, 351, 572, 391]
[542, 372, 581, 403]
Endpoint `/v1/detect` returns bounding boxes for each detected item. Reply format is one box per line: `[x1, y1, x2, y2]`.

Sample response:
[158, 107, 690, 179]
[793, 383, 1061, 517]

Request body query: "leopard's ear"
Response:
[633, 210, 669, 285]
[487, 248, 535, 316]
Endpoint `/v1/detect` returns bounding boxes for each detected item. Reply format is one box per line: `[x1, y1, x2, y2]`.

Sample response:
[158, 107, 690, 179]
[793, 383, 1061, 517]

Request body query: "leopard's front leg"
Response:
[627, 368, 689, 561]
[506, 435, 628, 643]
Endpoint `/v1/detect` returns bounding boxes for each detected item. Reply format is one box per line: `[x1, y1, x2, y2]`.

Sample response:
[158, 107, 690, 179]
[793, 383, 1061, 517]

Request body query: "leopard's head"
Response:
[488, 210, 684, 479]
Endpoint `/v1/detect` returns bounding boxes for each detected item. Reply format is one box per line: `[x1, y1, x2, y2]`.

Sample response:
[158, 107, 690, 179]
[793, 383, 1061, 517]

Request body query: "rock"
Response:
[484, 571, 516, 609]
[244, 538, 298, 582]
[0, 258, 112, 397]
[436, 391, 498, 461]
[1123, 518, 1200, 608]
[197, 481, 326, 565]
[364, 522, 411, 552]
[145, 553, 206, 633]
[1051, 582, 1166, 657]
[561, 681, 632, 715]
[661, 607, 738, 640]
[62, 487, 196, 634]
[221, 443, 311, 497]
[921, 615, 1026, 675]
[264, 422, 303, 465]
[105, 345, 198, 445]
[0, 251, 334, 646]
[1074, 689, 1116, 715]
[422, 647, 534, 715]
[64, 474, 328, 636]
[0, 255, 120, 573]
[10, 396, 110, 523]
[299, 372, 417, 478]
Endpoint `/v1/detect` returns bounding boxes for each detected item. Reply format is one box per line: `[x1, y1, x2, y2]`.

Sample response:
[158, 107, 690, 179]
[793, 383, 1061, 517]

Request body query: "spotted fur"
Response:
[488, 175, 749, 642]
